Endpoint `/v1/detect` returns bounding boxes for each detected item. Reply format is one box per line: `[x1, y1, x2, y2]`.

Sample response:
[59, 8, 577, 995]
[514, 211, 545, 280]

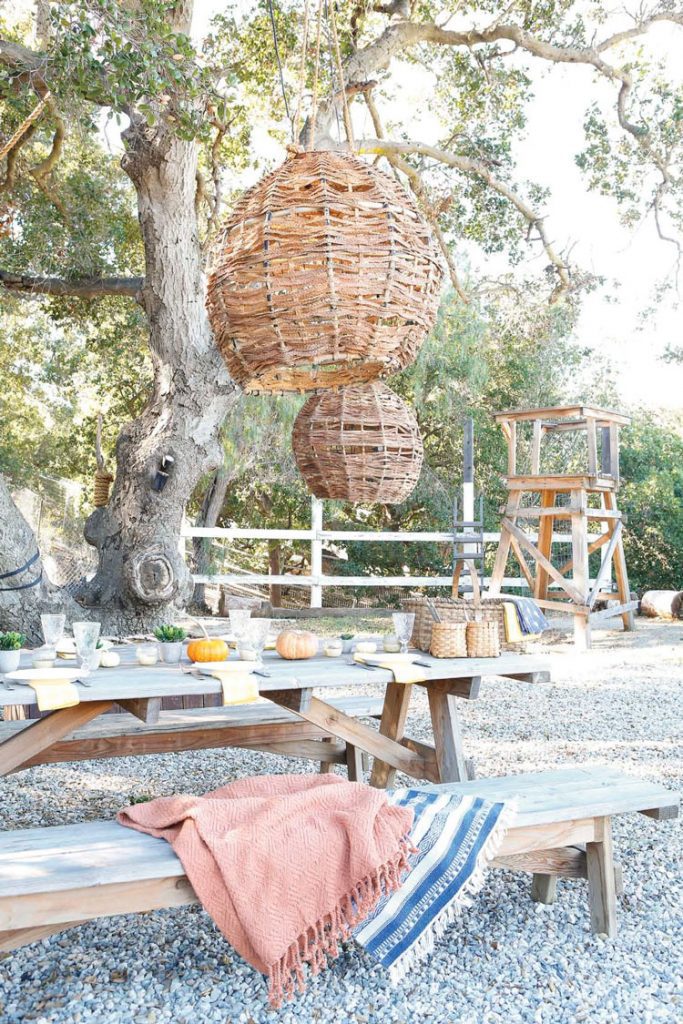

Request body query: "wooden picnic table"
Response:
[0, 647, 550, 785]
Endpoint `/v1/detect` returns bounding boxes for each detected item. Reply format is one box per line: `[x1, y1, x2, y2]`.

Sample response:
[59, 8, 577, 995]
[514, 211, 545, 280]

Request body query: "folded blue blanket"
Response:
[354, 788, 513, 980]
[488, 594, 549, 634]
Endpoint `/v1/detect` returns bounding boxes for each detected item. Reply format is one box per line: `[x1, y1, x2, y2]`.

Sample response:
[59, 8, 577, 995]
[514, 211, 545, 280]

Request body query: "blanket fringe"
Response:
[267, 836, 413, 1008]
[387, 801, 518, 984]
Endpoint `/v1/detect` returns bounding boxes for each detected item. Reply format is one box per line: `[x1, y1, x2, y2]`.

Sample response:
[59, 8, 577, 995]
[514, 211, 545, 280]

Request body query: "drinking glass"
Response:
[229, 609, 252, 643]
[41, 613, 65, 647]
[73, 621, 101, 673]
[391, 612, 415, 655]
[237, 618, 271, 665]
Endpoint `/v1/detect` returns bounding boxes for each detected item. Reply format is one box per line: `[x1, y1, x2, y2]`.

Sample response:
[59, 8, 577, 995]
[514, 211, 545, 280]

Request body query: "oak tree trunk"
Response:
[73, 123, 235, 633]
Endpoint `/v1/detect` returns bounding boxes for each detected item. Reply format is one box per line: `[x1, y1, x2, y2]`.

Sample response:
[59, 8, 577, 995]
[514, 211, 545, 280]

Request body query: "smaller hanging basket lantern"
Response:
[292, 382, 424, 503]
[207, 151, 443, 393]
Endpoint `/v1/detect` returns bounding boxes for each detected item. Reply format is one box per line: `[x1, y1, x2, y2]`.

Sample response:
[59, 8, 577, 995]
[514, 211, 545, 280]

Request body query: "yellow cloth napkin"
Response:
[353, 654, 426, 685]
[29, 679, 80, 711]
[210, 669, 260, 706]
[502, 602, 524, 644]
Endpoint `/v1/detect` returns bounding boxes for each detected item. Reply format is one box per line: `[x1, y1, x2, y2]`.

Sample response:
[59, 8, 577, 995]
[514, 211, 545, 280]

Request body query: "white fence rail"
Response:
[182, 498, 596, 608]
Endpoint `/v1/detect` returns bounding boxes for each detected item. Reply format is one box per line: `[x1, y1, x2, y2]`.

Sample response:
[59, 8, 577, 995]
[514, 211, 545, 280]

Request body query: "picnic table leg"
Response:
[318, 736, 335, 774]
[369, 682, 414, 789]
[0, 700, 113, 776]
[427, 687, 469, 783]
[586, 816, 617, 937]
[345, 743, 364, 782]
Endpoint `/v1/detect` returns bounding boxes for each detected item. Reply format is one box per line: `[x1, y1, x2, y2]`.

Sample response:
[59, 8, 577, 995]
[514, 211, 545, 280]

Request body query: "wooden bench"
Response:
[0, 766, 677, 953]
[0, 695, 384, 777]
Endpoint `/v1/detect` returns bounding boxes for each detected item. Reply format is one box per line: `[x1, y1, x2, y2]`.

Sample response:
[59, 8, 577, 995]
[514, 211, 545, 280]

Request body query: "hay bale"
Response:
[640, 590, 683, 619]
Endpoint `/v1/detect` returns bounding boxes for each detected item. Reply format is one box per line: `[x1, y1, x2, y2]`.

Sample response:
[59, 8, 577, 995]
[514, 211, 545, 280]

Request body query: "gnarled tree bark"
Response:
[75, 122, 236, 633]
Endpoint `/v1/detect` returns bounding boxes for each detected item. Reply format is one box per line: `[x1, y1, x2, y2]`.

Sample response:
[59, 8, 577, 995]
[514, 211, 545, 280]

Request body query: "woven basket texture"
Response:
[403, 596, 515, 653]
[206, 151, 443, 393]
[292, 382, 423, 503]
[466, 620, 500, 658]
[430, 621, 467, 658]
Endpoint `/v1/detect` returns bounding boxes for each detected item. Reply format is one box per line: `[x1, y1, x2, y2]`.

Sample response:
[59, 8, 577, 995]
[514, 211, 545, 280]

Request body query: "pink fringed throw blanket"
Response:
[117, 774, 414, 1006]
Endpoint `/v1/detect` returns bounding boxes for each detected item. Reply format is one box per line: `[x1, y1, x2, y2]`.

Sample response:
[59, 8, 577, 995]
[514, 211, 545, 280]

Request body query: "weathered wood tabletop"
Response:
[0, 646, 550, 785]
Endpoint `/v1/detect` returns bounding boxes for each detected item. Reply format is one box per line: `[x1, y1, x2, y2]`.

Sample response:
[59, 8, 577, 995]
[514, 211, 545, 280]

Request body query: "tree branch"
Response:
[362, 88, 467, 301]
[358, 137, 570, 297]
[0, 270, 144, 301]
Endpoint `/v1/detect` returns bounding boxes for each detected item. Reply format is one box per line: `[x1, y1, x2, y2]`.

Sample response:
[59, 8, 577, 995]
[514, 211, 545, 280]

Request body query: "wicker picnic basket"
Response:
[404, 560, 512, 656]
[466, 620, 500, 658]
[429, 621, 467, 658]
[206, 150, 443, 393]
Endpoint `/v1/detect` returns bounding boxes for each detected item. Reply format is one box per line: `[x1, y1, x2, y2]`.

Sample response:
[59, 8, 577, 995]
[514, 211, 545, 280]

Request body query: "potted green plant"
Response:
[340, 633, 355, 654]
[154, 625, 188, 664]
[0, 632, 26, 673]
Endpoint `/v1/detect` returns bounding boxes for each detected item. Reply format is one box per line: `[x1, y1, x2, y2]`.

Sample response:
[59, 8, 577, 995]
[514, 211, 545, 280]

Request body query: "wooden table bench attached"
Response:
[0, 766, 677, 954]
[0, 695, 384, 777]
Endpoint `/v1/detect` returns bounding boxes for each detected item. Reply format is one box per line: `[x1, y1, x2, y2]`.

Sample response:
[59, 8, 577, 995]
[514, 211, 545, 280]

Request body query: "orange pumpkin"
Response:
[275, 629, 318, 660]
[187, 637, 229, 663]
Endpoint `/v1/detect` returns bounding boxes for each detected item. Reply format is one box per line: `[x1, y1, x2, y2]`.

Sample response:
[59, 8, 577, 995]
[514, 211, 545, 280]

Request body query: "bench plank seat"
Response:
[0, 767, 677, 951]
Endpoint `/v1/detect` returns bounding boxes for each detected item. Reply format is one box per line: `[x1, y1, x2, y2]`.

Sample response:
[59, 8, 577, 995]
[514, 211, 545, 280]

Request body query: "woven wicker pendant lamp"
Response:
[206, 150, 443, 393]
[292, 382, 424, 503]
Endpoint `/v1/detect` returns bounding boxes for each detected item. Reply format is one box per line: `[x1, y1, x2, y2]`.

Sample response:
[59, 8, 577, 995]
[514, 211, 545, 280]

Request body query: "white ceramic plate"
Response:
[353, 652, 415, 666]
[6, 668, 82, 684]
[196, 662, 256, 675]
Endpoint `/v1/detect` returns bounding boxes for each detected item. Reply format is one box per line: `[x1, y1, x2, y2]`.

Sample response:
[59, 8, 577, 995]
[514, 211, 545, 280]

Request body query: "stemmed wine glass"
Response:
[391, 612, 415, 655]
[73, 621, 101, 675]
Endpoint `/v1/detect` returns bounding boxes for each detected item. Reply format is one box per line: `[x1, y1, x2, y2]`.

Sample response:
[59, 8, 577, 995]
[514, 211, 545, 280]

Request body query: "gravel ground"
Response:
[1, 620, 681, 1024]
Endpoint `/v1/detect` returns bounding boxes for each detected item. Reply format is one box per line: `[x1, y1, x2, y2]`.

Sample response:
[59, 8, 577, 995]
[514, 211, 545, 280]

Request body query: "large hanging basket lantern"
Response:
[292, 382, 424, 503]
[207, 150, 443, 393]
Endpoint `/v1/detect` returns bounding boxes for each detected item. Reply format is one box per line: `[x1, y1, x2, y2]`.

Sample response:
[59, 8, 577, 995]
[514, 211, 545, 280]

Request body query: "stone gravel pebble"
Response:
[0, 620, 681, 1023]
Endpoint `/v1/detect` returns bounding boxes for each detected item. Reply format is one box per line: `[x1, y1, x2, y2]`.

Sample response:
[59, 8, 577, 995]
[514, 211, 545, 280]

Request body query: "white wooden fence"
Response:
[183, 497, 586, 608]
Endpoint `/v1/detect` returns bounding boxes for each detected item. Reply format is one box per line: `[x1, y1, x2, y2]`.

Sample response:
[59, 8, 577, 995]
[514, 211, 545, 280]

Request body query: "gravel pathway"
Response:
[1, 621, 681, 1023]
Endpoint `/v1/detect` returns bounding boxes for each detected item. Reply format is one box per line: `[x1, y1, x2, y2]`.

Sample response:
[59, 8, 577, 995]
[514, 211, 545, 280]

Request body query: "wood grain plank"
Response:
[369, 682, 415, 789]
[0, 700, 113, 776]
[427, 689, 468, 783]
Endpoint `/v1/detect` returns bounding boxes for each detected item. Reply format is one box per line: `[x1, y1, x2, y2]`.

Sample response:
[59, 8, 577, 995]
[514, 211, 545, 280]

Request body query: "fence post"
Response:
[310, 497, 323, 608]
[462, 417, 477, 589]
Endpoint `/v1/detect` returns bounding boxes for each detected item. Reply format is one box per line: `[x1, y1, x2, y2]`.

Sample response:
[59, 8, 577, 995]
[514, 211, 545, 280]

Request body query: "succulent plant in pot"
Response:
[154, 625, 188, 664]
[0, 631, 26, 673]
[340, 633, 355, 654]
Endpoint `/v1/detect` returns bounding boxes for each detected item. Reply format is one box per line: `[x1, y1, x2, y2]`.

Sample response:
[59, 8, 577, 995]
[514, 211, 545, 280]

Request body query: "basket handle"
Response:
[452, 557, 482, 619]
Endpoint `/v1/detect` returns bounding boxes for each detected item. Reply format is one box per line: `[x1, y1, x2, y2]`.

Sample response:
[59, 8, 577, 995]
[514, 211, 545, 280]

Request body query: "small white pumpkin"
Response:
[100, 650, 121, 668]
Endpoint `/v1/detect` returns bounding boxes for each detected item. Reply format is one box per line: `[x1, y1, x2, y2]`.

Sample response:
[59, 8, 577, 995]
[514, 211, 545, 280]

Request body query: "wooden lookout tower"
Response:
[488, 405, 637, 648]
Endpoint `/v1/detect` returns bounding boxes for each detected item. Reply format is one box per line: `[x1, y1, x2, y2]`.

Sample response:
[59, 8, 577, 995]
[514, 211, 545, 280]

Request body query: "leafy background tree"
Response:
[1, 1, 682, 635]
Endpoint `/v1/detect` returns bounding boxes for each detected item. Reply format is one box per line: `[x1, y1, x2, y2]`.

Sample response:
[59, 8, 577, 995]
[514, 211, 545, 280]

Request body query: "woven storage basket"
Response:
[466, 620, 500, 658]
[292, 382, 423, 503]
[430, 621, 467, 658]
[206, 150, 443, 393]
[405, 596, 513, 653]
[404, 559, 511, 655]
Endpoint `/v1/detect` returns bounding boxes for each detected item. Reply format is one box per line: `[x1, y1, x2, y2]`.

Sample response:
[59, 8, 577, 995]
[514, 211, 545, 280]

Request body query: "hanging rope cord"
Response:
[269, 0, 352, 152]
[307, 0, 324, 151]
[267, 0, 292, 126]
[328, 0, 355, 151]
[293, 0, 311, 144]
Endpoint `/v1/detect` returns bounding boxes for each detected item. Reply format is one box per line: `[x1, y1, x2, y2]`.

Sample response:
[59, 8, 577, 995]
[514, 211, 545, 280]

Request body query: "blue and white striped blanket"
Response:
[354, 788, 513, 979]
